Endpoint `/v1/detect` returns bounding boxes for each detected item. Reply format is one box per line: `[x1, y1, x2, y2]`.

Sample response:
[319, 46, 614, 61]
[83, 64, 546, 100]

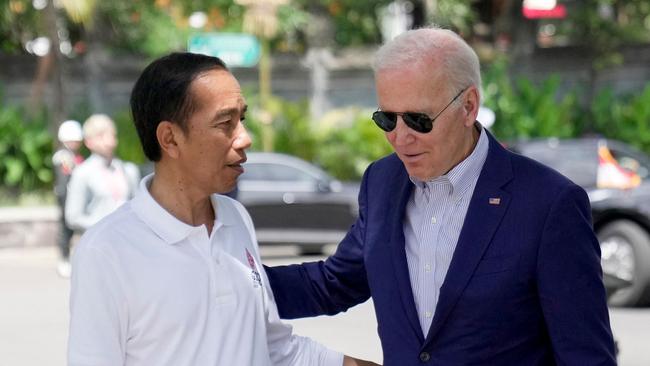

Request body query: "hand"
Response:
[343, 355, 381, 366]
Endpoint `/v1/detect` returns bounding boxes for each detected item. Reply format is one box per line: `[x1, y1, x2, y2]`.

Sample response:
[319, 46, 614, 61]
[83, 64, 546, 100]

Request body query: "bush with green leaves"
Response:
[112, 109, 147, 165]
[0, 102, 53, 196]
[262, 97, 319, 161]
[482, 59, 582, 140]
[592, 85, 650, 153]
[243, 96, 391, 181]
[241, 94, 317, 160]
[316, 111, 392, 180]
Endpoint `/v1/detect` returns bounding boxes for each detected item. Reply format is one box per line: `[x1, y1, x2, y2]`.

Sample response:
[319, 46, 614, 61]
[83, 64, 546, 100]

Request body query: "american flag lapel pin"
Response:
[489, 197, 501, 205]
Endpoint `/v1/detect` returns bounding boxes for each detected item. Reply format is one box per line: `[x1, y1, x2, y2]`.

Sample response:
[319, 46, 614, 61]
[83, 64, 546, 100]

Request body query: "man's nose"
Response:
[391, 118, 415, 146]
[234, 123, 252, 150]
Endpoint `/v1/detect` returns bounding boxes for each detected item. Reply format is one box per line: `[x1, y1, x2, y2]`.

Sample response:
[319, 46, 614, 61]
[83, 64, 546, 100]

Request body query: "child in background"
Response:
[52, 120, 84, 278]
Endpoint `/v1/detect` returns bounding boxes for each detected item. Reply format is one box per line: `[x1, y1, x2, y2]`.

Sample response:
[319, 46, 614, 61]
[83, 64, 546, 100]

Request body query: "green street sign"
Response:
[188, 33, 261, 68]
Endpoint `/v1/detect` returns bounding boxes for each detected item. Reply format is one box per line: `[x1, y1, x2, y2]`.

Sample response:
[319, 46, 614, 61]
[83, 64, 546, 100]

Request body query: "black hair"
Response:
[130, 52, 228, 161]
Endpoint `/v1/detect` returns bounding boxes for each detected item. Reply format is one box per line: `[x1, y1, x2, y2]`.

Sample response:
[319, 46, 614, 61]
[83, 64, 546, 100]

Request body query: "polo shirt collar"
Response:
[131, 174, 237, 245]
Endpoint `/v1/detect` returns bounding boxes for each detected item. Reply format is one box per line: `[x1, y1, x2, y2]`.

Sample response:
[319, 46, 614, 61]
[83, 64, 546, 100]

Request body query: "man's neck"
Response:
[148, 167, 215, 234]
[440, 122, 481, 177]
[92, 153, 114, 167]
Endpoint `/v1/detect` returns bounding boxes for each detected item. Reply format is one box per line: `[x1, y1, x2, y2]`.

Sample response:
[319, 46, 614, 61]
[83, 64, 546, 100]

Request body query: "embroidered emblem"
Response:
[245, 248, 262, 288]
[489, 197, 501, 205]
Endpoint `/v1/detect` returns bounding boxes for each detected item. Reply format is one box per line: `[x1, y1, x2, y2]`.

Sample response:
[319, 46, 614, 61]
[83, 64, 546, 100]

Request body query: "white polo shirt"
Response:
[68, 174, 343, 366]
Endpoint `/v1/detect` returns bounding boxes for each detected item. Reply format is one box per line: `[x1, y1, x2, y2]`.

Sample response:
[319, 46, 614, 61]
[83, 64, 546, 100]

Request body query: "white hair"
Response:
[372, 25, 482, 102]
[83, 114, 116, 139]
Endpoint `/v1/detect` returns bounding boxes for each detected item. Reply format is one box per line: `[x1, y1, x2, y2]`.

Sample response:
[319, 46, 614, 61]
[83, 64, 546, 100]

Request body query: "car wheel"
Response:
[598, 220, 650, 307]
[298, 244, 325, 256]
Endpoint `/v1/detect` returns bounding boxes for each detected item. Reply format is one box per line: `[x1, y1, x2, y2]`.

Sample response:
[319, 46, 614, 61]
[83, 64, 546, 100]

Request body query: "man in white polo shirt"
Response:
[67, 52, 377, 366]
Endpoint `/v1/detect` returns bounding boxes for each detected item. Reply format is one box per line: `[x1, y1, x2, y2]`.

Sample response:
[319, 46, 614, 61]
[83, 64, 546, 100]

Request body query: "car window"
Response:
[266, 164, 315, 181]
[240, 163, 271, 181]
[241, 163, 315, 182]
[516, 142, 598, 187]
[609, 148, 650, 179]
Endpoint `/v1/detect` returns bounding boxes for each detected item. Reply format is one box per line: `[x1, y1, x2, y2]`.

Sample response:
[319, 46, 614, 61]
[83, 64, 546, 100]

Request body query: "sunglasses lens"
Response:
[372, 111, 396, 132]
[403, 113, 433, 133]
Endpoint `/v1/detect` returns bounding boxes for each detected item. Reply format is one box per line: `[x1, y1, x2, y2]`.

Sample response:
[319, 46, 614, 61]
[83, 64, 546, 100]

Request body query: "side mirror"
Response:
[317, 180, 331, 193]
[329, 180, 343, 193]
[316, 179, 342, 193]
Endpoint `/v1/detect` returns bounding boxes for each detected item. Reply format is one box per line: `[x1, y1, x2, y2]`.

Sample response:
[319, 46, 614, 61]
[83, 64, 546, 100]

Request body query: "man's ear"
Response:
[462, 86, 480, 127]
[156, 121, 184, 159]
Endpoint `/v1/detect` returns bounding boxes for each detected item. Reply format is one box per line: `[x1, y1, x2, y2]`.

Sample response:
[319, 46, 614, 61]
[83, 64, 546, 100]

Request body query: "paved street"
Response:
[1, 245, 648, 365]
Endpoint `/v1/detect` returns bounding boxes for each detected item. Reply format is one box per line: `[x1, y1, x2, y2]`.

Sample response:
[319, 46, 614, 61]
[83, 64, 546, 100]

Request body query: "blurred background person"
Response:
[52, 120, 84, 278]
[65, 114, 140, 233]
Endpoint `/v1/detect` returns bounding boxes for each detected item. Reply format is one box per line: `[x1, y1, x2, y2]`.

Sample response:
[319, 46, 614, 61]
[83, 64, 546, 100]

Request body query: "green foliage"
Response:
[483, 59, 581, 140]
[95, 1, 243, 57]
[113, 3, 188, 56]
[112, 109, 147, 165]
[290, 0, 393, 47]
[316, 112, 393, 180]
[0, 98, 53, 194]
[592, 85, 650, 153]
[275, 4, 310, 51]
[243, 94, 391, 181]
[243, 95, 318, 161]
[267, 98, 318, 161]
[432, 0, 476, 35]
[551, 0, 650, 70]
[483, 59, 650, 159]
[0, 0, 43, 53]
[0, 0, 401, 55]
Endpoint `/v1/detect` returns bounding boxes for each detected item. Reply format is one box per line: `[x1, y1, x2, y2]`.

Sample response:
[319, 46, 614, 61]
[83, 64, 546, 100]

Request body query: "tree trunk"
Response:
[29, 0, 66, 134]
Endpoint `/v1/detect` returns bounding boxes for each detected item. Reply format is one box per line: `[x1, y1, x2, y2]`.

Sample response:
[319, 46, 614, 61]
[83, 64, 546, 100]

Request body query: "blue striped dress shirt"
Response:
[404, 125, 489, 335]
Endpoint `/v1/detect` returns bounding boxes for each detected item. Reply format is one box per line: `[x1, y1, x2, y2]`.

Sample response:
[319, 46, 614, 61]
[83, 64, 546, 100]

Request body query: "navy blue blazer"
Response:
[266, 132, 616, 365]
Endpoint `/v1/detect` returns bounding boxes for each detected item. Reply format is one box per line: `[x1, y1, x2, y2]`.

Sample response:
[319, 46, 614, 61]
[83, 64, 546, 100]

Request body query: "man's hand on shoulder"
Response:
[343, 355, 381, 366]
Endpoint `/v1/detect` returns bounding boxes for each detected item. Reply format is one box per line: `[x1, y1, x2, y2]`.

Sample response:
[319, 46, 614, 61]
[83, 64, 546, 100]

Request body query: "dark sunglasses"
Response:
[372, 88, 467, 133]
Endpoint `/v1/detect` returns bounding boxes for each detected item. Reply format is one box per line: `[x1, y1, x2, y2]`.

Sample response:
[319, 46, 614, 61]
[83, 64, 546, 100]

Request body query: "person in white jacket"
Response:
[64, 114, 140, 232]
[67, 52, 377, 366]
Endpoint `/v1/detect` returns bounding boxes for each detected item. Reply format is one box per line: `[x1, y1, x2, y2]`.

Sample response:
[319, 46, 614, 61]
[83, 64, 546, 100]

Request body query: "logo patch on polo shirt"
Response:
[245, 248, 262, 288]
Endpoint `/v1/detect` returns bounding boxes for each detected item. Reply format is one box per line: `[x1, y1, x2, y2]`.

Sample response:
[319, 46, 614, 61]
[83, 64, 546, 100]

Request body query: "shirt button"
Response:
[431, 216, 437, 224]
[425, 311, 432, 318]
[419, 351, 431, 362]
[424, 264, 431, 272]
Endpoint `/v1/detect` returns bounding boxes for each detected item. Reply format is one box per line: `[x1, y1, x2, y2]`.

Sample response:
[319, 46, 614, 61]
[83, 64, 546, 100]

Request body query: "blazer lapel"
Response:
[388, 165, 426, 343]
[424, 132, 514, 345]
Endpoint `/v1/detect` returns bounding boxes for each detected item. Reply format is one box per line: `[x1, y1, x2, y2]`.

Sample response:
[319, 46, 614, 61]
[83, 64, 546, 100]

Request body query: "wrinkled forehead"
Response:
[376, 64, 449, 94]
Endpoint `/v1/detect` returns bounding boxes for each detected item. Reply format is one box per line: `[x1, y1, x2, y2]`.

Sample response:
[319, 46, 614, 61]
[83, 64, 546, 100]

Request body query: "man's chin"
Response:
[403, 164, 424, 180]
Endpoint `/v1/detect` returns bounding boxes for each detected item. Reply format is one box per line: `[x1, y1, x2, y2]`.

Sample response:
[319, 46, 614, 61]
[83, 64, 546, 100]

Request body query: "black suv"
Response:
[509, 138, 650, 307]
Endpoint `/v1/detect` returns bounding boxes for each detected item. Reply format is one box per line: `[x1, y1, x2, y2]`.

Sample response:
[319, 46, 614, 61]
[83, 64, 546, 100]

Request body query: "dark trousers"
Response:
[56, 195, 74, 260]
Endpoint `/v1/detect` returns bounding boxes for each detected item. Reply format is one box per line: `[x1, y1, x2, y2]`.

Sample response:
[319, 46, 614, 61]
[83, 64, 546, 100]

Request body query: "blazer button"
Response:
[419, 351, 431, 362]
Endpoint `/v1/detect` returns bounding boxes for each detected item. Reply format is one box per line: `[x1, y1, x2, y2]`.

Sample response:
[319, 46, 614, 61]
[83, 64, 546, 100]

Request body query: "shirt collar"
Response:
[131, 174, 238, 245]
[410, 123, 489, 201]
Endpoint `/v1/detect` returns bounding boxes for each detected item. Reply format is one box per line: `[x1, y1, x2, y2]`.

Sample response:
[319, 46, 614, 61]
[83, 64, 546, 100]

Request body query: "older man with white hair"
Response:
[267, 25, 616, 365]
[65, 114, 140, 231]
